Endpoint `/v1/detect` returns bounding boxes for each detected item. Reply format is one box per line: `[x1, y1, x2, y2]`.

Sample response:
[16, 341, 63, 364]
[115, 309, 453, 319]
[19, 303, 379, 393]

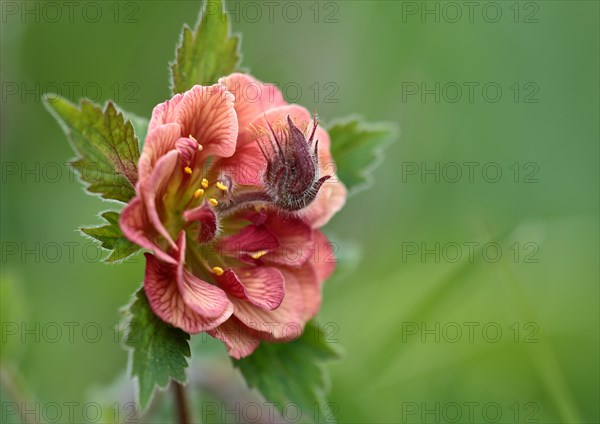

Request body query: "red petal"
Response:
[217, 267, 285, 311]
[219, 225, 279, 257]
[208, 317, 267, 359]
[120, 196, 176, 265]
[183, 204, 218, 243]
[143, 253, 233, 333]
[230, 268, 304, 341]
[263, 213, 314, 266]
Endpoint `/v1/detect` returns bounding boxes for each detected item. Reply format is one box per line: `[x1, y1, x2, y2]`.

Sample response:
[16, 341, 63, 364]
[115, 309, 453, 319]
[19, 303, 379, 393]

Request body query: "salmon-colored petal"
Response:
[300, 178, 347, 228]
[283, 266, 321, 322]
[218, 267, 285, 311]
[208, 317, 267, 359]
[174, 233, 231, 319]
[176, 84, 238, 158]
[310, 230, 337, 284]
[138, 123, 182, 184]
[219, 73, 286, 132]
[119, 196, 176, 265]
[148, 92, 184, 131]
[231, 269, 304, 341]
[141, 150, 180, 250]
[263, 213, 314, 266]
[143, 253, 233, 333]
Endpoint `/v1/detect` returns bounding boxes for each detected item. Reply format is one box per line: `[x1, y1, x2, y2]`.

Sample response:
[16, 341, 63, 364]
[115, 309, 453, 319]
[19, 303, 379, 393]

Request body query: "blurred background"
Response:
[1, 1, 598, 423]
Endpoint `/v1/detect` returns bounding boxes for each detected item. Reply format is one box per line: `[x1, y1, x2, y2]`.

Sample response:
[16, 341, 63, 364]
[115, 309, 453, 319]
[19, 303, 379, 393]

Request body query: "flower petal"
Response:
[219, 225, 279, 257]
[119, 196, 176, 265]
[138, 123, 182, 184]
[300, 178, 347, 228]
[219, 73, 286, 133]
[231, 269, 304, 341]
[143, 253, 233, 333]
[310, 230, 337, 284]
[176, 84, 238, 158]
[174, 233, 232, 319]
[217, 267, 285, 311]
[142, 150, 180, 249]
[183, 203, 219, 243]
[282, 266, 321, 322]
[148, 92, 185, 131]
[262, 213, 314, 266]
[208, 317, 266, 359]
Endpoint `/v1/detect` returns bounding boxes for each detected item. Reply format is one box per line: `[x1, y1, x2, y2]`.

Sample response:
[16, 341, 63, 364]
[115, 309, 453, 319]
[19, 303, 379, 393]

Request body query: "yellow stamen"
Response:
[216, 181, 228, 192]
[250, 250, 268, 260]
[208, 197, 219, 207]
[184, 166, 193, 175]
[212, 266, 224, 276]
[201, 178, 209, 189]
[193, 188, 204, 198]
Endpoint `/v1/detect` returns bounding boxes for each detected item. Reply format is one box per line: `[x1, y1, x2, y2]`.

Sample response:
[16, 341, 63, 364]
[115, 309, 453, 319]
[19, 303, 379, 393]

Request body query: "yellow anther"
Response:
[250, 250, 268, 260]
[212, 266, 224, 276]
[184, 166, 193, 175]
[193, 188, 204, 198]
[216, 181, 228, 192]
[197, 144, 203, 151]
[201, 178, 209, 189]
[208, 197, 219, 207]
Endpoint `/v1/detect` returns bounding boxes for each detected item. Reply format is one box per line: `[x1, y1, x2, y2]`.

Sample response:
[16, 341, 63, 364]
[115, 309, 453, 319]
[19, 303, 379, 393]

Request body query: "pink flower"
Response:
[120, 73, 346, 359]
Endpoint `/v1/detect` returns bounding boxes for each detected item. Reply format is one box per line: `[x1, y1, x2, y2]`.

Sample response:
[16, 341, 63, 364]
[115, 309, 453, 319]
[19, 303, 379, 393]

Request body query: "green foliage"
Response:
[170, 0, 241, 93]
[124, 289, 191, 411]
[124, 111, 149, 150]
[44, 96, 140, 203]
[328, 117, 397, 195]
[234, 322, 342, 423]
[80, 211, 140, 263]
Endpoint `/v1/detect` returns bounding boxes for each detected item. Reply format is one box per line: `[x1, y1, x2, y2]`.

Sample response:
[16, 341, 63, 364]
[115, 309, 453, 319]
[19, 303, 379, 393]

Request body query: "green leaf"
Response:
[234, 321, 342, 423]
[170, 0, 241, 93]
[124, 288, 191, 411]
[328, 117, 397, 195]
[44, 95, 140, 203]
[80, 211, 140, 263]
[122, 110, 149, 150]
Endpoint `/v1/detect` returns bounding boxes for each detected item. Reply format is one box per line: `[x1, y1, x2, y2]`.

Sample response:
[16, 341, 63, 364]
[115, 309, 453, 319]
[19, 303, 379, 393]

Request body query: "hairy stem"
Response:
[173, 382, 191, 424]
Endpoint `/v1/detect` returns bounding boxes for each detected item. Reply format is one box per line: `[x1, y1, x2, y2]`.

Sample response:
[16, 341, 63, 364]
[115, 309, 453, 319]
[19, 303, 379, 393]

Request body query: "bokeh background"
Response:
[1, 1, 598, 423]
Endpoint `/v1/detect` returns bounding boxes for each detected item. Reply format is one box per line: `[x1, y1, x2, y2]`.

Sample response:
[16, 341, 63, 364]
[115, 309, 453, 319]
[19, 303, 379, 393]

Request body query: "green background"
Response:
[1, 1, 598, 423]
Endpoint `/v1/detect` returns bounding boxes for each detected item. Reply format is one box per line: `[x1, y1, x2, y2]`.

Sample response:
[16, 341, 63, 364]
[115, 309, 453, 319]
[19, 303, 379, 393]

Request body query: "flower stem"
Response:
[173, 382, 191, 424]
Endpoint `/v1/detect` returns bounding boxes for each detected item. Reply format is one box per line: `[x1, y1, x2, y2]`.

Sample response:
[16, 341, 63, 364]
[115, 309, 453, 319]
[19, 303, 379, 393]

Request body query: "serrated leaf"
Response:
[80, 211, 140, 263]
[234, 321, 342, 423]
[328, 117, 397, 195]
[170, 0, 241, 94]
[124, 288, 191, 411]
[123, 110, 149, 150]
[44, 95, 140, 203]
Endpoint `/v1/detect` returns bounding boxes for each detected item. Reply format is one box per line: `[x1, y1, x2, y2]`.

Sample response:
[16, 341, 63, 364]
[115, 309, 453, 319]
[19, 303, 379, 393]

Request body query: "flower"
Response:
[120, 73, 346, 358]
